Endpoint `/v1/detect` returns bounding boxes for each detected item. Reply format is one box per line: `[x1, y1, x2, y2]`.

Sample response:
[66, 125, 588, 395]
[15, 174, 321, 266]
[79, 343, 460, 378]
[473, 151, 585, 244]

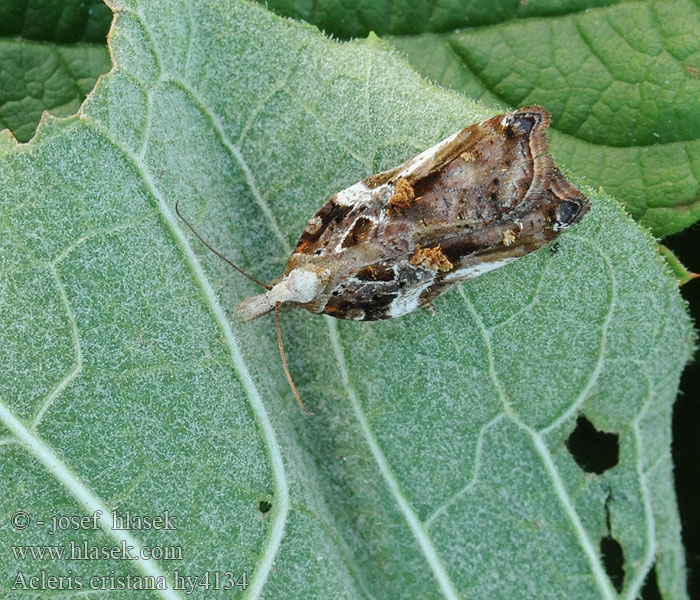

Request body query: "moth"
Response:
[177, 105, 589, 413]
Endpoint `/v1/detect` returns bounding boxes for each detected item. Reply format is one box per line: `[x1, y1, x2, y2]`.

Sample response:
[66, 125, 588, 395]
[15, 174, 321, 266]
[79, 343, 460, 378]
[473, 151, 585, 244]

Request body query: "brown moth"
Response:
[177, 105, 589, 413]
[236, 105, 589, 322]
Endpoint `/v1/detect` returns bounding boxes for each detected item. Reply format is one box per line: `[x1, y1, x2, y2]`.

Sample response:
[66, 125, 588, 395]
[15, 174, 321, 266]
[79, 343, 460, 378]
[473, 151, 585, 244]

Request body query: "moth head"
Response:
[550, 197, 586, 231]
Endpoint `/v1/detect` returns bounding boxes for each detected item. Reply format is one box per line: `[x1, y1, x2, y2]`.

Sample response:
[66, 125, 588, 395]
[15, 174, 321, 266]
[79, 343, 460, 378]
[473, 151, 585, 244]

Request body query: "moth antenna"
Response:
[275, 303, 313, 416]
[175, 199, 272, 291]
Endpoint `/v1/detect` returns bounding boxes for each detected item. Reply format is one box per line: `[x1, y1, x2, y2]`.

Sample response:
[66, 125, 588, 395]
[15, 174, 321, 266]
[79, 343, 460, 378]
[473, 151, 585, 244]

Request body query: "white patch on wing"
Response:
[334, 181, 375, 207]
[304, 215, 323, 235]
[388, 278, 434, 318]
[397, 129, 463, 179]
[443, 258, 516, 281]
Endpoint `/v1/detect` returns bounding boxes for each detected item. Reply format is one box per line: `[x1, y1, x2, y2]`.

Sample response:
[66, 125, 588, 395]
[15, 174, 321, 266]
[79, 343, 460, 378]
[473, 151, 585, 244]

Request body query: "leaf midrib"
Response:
[0, 401, 182, 599]
[87, 113, 291, 599]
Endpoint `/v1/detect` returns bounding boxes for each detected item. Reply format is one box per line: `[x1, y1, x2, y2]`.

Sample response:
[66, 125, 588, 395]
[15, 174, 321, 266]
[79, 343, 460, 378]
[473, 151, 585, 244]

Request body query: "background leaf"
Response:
[0, 0, 112, 142]
[0, 1, 694, 599]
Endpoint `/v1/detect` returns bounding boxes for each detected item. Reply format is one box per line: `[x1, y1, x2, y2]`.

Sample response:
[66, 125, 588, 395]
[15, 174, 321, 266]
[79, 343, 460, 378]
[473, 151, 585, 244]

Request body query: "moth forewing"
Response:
[236, 105, 589, 322]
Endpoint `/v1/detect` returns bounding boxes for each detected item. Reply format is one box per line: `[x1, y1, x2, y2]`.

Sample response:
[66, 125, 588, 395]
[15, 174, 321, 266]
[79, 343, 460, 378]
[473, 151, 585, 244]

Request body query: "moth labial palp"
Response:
[177, 105, 590, 414]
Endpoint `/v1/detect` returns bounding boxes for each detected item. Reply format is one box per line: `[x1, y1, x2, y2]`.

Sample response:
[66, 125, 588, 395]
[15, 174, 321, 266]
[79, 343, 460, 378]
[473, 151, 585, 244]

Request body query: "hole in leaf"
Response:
[640, 562, 661, 600]
[258, 500, 272, 514]
[566, 415, 619, 474]
[600, 535, 624, 592]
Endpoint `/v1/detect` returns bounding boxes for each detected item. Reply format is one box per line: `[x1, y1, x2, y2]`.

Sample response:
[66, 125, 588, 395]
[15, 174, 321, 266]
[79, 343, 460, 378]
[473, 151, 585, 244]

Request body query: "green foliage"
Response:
[0, 1, 694, 599]
[261, 0, 622, 37]
[0, 0, 111, 142]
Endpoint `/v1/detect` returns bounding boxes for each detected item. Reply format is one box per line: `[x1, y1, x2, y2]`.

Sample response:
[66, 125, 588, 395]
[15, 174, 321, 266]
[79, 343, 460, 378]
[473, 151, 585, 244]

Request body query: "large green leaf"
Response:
[0, 0, 112, 142]
[260, 0, 622, 37]
[0, 1, 693, 598]
[262, 0, 700, 238]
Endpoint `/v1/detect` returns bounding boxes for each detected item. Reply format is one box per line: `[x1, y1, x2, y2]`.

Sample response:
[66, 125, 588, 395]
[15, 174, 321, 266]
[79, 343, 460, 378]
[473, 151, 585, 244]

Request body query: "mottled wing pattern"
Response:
[281, 107, 588, 321]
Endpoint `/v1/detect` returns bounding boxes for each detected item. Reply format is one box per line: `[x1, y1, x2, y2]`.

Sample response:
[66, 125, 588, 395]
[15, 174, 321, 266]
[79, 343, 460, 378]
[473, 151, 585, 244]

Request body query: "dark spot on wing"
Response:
[342, 217, 374, 247]
[295, 200, 352, 252]
[412, 170, 441, 199]
[440, 238, 482, 264]
[552, 198, 584, 228]
[356, 264, 395, 281]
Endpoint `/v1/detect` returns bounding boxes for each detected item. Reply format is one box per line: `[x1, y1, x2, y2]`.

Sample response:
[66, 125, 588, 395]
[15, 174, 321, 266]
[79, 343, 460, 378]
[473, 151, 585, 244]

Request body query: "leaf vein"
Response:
[540, 233, 617, 436]
[168, 79, 289, 251]
[459, 285, 618, 600]
[424, 413, 506, 528]
[31, 265, 83, 429]
[625, 367, 657, 600]
[236, 46, 309, 151]
[84, 117, 290, 600]
[0, 403, 183, 599]
[326, 317, 461, 600]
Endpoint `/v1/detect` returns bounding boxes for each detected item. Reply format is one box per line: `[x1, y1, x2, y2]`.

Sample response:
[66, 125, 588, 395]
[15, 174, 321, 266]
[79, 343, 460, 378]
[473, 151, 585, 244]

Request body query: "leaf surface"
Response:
[0, 1, 694, 599]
